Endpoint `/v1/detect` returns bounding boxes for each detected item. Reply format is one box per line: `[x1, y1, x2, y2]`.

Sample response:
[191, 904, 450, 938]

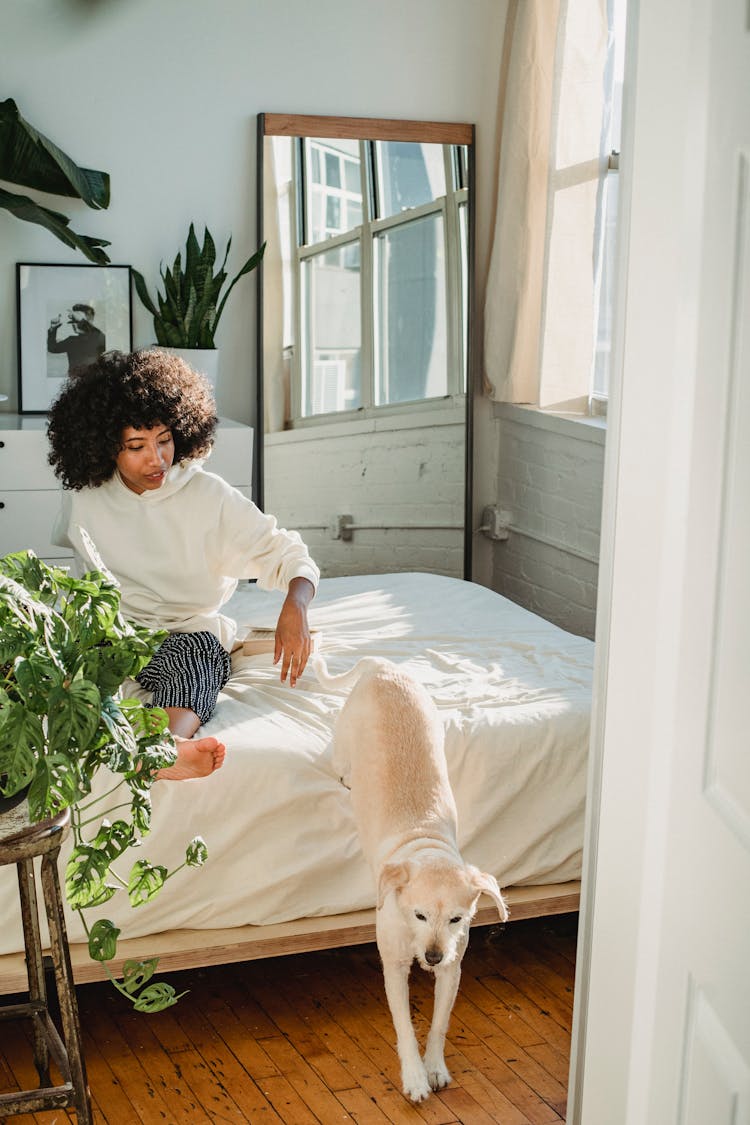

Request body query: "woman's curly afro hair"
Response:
[47, 349, 218, 490]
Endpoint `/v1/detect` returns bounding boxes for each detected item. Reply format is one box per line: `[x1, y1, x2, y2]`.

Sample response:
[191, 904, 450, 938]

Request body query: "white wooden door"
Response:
[570, 0, 750, 1121]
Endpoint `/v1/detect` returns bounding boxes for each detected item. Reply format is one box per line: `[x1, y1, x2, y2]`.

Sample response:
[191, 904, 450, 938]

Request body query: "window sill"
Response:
[266, 398, 465, 445]
[492, 401, 606, 445]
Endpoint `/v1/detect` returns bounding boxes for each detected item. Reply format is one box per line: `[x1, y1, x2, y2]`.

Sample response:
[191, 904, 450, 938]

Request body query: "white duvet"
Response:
[0, 573, 593, 955]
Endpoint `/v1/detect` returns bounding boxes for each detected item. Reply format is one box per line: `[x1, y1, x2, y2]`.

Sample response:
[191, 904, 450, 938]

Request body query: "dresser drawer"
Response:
[0, 427, 59, 490]
[0, 490, 72, 559]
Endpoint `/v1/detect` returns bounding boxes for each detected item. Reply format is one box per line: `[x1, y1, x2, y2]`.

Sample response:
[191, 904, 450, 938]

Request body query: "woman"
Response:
[47, 349, 319, 781]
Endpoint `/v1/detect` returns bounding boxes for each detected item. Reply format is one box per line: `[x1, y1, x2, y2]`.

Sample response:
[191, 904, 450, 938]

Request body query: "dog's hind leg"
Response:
[381, 958, 430, 1102]
[423, 960, 462, 1091]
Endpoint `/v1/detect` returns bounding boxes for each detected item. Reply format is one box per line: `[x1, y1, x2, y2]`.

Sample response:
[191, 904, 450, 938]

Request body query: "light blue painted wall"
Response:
[0, 0, 506, 427]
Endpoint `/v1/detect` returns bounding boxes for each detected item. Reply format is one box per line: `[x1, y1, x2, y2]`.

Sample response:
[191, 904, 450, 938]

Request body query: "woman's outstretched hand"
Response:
[274, 577, 315, 686]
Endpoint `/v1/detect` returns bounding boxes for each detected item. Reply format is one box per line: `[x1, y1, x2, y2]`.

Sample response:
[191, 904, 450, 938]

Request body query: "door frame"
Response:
[567, 0, 719, 1118]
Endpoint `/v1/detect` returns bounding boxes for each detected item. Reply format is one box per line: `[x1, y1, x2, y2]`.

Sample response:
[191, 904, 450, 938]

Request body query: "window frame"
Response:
[589, 0, 627, 411]
[290, 134, 470, 427]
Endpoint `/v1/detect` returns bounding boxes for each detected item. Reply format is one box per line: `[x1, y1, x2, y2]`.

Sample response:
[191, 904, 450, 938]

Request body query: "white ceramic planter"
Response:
[153, 346, 220, 390]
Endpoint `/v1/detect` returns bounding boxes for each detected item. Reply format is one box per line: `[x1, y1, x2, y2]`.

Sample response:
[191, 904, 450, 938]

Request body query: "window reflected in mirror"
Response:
[269, 133, 468, 422]
[374, 213, 447, 405]
[303, 138, 362, 244]
[302, 242, 362, 415]
[374, 141, 446, 218]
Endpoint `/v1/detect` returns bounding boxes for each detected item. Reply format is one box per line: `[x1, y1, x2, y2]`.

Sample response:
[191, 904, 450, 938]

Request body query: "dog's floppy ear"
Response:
[377, 861, 412, 908]
[468, 867, 509, 923]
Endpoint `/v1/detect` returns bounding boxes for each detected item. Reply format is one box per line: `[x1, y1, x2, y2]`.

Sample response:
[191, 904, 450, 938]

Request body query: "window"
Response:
[302, 242, 362, 415]
[294, 137, 468, 421]
[374, 213, 448, 404]
[304, 138, 362, 244]
[591, 0, 627, 407]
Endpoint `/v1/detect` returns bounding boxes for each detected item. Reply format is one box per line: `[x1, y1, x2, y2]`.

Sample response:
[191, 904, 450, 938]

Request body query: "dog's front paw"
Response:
[425, 1061, 451, 1092]
[401, 1060, 431, 1102]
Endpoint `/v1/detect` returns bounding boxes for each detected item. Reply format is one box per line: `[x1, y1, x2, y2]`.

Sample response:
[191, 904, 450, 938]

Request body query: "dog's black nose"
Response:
[425, 949, 443, 966]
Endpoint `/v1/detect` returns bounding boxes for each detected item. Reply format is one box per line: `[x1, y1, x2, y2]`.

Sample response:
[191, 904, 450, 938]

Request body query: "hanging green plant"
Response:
[132, 222, 265, 347]
[0, 549, 207, 1012]
[0, 98, 111, 264]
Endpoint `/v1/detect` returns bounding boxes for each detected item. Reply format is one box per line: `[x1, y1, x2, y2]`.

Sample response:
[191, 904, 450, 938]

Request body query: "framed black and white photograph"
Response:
[16, 263, 132, 414]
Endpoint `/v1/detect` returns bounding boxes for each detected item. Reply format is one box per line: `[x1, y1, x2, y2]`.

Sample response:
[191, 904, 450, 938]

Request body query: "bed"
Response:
[0, 572, 592, 994]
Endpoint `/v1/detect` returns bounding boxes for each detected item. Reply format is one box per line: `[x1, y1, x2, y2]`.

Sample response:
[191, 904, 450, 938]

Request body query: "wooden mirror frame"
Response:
[256, 113, 476, 579]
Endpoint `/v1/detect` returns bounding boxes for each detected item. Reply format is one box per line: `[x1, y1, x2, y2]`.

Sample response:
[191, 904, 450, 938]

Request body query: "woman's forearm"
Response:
[286, 576, 315, 606]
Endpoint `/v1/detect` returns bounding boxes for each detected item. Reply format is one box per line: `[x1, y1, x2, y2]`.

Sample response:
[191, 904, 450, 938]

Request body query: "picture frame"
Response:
[16, 263, 133, 414]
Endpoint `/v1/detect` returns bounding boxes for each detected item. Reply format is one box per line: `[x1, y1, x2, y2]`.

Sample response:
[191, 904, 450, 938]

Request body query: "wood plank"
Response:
[0, 882, 580, 995]
[336, 1084, 406, 1124]
[303, 955, 458, 1125]
[76, 1032, 139, 1125]
[437, 1085, 499, 1124]
[260, 1033, 358, 1123]
[228, 962, 358, 1094]
[500, 942, 577, 1020]
[308, 948, 529, 1125]
[0, 915, 577, 1125]
[441, 930, 573, 1102]
[262, 960, 449, 1125]
[261, 113, 474, 146]
[477, 975, 572, 1056]
[457, 967, 546, 1050]
[200, 984, 284, 1083]
[106, 1004, 214, 1123]
[446, 1065, 535, 1125]
[346, 935, 567, 1125]
[79, 1002, 181, 1124]
[434, 976, 566, 1125]
[154, 996, 276, 1123]
[434, 984, 568, 1110]
[525, 1042, 571, 1087]
[482, 958, 574, 1036]
[245, 1071, 325, 1124]
[250, 969, 408, 1114]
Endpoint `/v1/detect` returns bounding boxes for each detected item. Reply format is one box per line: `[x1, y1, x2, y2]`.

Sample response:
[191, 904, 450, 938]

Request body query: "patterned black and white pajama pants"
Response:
[136, 631, 231, 725]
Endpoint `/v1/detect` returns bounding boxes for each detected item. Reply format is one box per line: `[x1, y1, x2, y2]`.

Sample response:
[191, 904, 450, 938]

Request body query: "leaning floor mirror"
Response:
[256, 113, 475, 580]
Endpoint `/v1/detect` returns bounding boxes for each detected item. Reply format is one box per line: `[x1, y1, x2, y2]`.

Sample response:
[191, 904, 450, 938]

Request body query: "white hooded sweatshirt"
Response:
[52, 461, 319, 651]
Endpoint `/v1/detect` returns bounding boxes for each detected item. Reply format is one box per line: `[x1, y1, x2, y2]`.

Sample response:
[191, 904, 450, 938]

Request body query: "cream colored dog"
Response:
[312, 655, 508, 1103]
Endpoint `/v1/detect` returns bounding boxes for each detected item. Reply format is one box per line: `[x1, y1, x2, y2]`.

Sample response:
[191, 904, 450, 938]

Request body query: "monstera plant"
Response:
[0, 97, 111, 264]
[0, 549, 207, 1012]
[132, 222, 265, 347]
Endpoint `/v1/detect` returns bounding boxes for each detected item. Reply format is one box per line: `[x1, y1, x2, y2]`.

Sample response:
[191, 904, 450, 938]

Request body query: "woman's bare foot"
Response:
[157, 735, 226, 781]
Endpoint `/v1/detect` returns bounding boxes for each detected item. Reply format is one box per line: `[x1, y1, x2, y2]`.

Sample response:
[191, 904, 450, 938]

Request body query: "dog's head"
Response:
[378, 859, 509, 971]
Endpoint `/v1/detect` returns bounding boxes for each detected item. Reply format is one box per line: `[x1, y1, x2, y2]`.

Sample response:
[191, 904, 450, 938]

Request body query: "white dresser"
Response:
[0, 415, 254, 563]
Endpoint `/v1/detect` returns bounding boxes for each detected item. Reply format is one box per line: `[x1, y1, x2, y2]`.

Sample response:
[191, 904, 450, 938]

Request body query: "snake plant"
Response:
[132, 223, 265, 348]
[0, 98, 111, 264]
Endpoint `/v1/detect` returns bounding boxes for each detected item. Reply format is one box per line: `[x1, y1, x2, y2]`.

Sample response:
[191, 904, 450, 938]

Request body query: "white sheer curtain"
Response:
[484, 0, 611, 409]
[263, 136, 294, 433]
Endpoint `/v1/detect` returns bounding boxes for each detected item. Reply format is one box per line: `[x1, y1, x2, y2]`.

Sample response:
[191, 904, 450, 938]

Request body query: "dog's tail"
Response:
[309, 653, 390, 690]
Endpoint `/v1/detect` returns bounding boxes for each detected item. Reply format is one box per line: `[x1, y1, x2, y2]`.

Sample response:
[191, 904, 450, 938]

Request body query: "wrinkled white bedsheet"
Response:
[0, 572, 593, 955]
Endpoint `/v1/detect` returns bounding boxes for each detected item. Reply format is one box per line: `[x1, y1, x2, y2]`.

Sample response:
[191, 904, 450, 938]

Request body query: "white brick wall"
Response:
[264, 404, 466, 579]
[488, 403, 605, 638]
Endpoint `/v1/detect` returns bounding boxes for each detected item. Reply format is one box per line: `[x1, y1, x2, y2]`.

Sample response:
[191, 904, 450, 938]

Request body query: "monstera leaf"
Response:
[0, 550, 207, 1014]
[0, 98, 111, 263]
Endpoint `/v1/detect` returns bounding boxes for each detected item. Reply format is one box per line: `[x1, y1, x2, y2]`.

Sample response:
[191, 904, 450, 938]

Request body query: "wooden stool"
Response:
[0, 797, 92, 1122]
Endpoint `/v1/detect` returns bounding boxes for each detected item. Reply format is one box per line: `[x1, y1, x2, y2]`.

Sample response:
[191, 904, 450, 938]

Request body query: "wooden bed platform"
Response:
[0, 880, 579, 995]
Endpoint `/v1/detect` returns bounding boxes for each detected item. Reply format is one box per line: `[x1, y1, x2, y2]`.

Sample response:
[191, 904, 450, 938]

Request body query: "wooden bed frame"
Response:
[0, 881, 579, 995]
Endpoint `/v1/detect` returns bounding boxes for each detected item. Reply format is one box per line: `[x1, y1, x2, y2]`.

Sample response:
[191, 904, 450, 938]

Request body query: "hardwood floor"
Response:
[0, 913, 578, 1124]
